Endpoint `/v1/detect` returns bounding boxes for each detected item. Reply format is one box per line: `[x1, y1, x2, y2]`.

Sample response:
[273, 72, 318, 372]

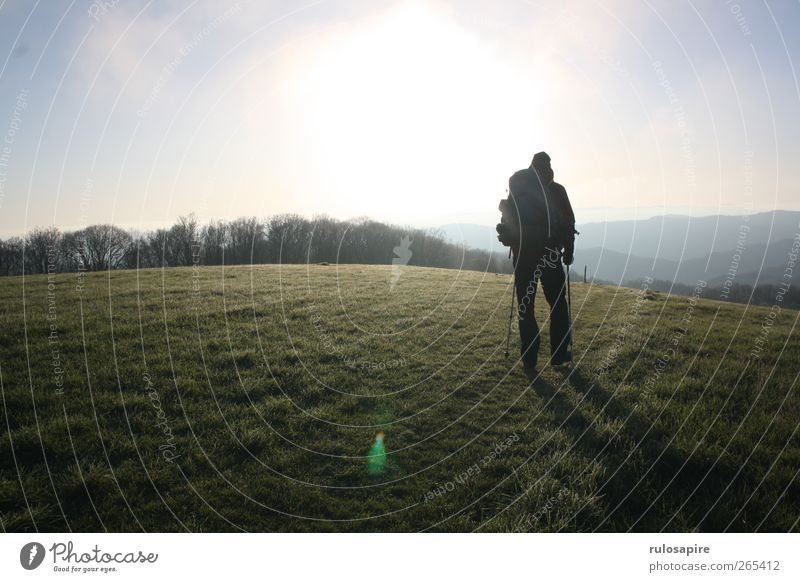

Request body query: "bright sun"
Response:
[269, 2, 549, 223]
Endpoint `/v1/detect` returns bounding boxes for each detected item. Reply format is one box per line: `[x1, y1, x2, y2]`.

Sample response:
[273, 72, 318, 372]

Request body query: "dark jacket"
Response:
[548, 181, 576, 257]
[500, 169, 575, 253]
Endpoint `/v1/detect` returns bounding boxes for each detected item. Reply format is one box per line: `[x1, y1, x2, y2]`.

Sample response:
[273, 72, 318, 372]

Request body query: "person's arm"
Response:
[554, 182, 575, 225]
[554, 183, 576, 265]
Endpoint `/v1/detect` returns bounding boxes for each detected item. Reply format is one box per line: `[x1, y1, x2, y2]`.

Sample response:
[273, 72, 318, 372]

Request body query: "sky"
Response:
[0, 0, 799, 236]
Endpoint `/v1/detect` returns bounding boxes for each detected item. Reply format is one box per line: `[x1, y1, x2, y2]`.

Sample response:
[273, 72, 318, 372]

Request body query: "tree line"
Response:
[0, 214, 512, 277]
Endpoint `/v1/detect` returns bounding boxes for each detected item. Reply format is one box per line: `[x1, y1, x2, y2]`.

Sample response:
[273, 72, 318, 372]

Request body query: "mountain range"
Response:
[439, 210, 800, 286]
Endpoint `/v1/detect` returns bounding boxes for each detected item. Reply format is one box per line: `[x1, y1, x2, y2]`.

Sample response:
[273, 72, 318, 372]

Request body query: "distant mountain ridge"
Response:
[573, 210, 800, 261]
[577, 238, 796, 286]
[439, 210, 800, 286]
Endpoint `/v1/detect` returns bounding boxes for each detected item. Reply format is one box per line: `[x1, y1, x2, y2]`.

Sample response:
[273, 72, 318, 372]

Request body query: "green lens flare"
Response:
[367, 432, 386, 476]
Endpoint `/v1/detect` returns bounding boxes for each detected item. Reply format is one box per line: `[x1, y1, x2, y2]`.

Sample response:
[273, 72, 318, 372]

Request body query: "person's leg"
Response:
[540, 255, 571, 362]
[514, 259, 541, 367]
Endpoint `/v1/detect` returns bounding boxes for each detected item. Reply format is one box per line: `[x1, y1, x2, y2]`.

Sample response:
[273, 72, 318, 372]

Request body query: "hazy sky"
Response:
[1, 0, 799, 236]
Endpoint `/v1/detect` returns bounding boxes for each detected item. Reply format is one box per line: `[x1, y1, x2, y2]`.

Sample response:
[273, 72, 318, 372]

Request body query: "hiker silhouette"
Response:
[498, 152, 576, 377]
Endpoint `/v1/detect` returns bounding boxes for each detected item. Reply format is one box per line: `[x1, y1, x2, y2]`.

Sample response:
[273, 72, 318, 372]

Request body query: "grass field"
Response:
[1, 264, 798, 532]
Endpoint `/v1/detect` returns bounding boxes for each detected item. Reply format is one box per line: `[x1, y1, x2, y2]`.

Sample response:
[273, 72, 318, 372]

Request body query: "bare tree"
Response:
[24, 226, 61, 274]
[60, 231, 83, 272]
[308, 215, 346, 263]
[74, 224, 133, 271]
[167, 214, 200, 266]
[226, 217, 266, 265]
[142, 228, 167, 267]
[201, 220, 228, 266]
[121, 231, 147, 269]
[266, 214, 310, 263]
[0, 237, 24, 276]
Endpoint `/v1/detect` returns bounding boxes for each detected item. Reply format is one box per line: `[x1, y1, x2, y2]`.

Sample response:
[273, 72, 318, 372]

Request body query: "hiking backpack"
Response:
[496, 168, 567, 250]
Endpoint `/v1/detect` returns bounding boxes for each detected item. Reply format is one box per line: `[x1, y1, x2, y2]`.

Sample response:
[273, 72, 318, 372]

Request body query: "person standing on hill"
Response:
[497, 151, 576, 379]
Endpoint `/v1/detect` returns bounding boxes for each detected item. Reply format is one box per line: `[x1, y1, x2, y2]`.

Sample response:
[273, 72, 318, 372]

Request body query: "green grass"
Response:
[1, 264, 798, 532]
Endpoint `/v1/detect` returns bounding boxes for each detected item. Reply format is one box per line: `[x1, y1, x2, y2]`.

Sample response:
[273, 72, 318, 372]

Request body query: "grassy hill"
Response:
[1, 264, 798, 532]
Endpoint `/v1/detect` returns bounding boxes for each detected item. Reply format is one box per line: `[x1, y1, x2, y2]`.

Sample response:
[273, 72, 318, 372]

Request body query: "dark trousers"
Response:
[513, 246, 571, 366]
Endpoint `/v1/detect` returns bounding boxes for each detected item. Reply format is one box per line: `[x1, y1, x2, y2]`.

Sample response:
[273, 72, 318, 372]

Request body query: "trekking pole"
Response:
[565, 264, 573, 355]
[505, 282, 516, 358]
[504, 246, 517, 358]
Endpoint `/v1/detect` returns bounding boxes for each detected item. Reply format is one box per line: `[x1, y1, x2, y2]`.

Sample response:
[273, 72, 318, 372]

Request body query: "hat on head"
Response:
[532, 151, 551, 166]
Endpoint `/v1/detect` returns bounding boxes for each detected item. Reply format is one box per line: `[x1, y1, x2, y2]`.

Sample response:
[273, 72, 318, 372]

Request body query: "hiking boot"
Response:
[523, 361, 538, 380]
[550, 351, 572, 366]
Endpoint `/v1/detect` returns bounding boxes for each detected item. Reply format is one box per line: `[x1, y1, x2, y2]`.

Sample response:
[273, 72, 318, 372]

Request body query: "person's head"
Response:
[531, 151, 554, 184]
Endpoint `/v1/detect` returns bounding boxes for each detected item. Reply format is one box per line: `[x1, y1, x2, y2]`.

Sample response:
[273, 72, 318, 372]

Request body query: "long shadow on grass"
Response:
[529, 367, 771, 531]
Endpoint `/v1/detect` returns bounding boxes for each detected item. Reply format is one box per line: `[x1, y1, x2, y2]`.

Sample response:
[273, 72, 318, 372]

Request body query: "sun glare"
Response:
[274, 2, 547, 222]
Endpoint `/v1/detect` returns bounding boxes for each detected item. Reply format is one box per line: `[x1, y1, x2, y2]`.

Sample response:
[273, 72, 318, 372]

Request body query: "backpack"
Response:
[496, 168, 565, 250]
